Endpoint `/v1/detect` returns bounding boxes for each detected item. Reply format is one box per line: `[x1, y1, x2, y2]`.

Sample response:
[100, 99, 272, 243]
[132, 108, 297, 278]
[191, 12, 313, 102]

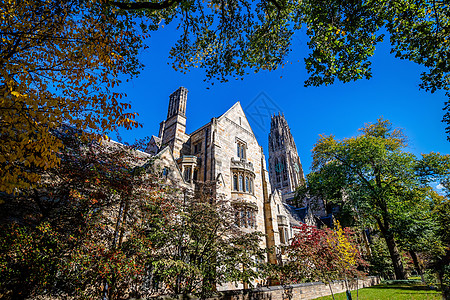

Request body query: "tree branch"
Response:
[109, 0, 181, 10]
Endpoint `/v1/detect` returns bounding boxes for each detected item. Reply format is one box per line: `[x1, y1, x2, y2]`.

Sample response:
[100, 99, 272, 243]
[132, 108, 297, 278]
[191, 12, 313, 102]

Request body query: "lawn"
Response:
[315, 283, 442, 300]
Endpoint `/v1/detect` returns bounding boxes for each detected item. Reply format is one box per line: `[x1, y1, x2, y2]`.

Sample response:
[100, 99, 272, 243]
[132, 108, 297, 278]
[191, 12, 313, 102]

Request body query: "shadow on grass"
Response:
[368, 284, 438, 292]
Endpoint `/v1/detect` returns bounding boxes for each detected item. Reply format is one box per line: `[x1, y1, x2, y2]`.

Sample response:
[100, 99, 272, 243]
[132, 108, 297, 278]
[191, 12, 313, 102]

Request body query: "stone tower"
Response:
[268, 113, 305, 195]
[160, 87, 189, 159]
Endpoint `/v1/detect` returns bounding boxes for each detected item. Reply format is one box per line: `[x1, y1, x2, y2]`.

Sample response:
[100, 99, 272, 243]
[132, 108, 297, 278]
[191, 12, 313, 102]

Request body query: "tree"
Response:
[431, 193, 450, 298]
[0, 0, 148, 193]
[389, 187, 445, 282]
[281, 223, 366, 299]
[0, 131, 267, 299]
[0, 129, 160, 299]
[110, 0, 450, 135]
[146, 182, 267, 298]
[299, 118, 450, 280]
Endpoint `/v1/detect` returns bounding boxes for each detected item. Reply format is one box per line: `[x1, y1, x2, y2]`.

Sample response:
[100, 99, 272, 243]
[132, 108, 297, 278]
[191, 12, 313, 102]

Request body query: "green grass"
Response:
[315, 283, 442, 300]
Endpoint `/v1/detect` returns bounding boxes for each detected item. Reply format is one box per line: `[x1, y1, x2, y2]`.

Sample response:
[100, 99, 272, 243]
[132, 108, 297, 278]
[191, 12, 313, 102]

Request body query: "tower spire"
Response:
[161, 87, 189, 159]
[268, 113, 305, 195]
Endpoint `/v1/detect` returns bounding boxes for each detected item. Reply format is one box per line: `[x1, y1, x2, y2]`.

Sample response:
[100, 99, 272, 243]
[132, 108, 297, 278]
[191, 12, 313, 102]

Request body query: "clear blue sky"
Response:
[116, 24, 450, 174]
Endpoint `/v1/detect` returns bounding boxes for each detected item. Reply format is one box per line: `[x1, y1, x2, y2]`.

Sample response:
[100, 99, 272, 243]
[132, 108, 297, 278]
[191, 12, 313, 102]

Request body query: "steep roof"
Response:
[217, 101, 257, 138]
[283, 203, 309, 225]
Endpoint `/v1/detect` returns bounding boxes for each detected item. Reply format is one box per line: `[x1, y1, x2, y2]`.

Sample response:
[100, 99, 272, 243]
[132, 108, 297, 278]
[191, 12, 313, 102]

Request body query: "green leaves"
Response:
[301, 118, 450, 279]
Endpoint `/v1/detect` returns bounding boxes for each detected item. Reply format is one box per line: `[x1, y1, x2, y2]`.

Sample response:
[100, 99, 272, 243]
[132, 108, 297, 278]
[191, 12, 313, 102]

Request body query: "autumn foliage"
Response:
[0, 133, 265, 299]
[0, 0, 147, 193]
[281, 222, 366, 285]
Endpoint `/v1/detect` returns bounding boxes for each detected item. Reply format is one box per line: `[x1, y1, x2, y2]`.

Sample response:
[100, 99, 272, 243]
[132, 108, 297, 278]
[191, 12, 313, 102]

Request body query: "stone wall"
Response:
[215, 277, 380, 300]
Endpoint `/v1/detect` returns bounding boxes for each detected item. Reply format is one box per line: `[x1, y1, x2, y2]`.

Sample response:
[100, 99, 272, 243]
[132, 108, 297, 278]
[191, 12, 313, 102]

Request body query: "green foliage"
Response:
[299, 118, 450, 280]
[145, 184, 266, 297]
[367, 235, 395, 279]
[111, 0, 450, 135]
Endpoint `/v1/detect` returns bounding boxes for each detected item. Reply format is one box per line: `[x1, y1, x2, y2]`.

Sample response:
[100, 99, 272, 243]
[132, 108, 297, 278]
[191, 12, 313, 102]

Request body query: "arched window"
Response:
[237, 141, 246, 159]
[245, 176, 249, 192]
[233, 174, 238, 191]
[275, 158, 281, 183]
[239, 175, 244, 191]
[282, 157, 288, 181]
[249, 178, 253, 194]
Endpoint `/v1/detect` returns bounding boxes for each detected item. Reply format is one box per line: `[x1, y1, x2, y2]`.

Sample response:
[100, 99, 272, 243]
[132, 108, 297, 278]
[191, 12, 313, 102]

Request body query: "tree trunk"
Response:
[409, 250, 424, 282]
[376, 218, 406, 280]
[384, 232, 406, 279]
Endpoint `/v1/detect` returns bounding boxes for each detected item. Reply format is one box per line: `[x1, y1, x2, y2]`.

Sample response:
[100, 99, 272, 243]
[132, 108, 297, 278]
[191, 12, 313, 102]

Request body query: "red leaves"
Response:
[283, 223, 366, 283]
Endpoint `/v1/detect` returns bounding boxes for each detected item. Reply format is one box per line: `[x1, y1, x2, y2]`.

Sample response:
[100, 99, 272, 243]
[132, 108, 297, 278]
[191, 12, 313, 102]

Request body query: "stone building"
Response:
[268, 113, 327, 224]
[268, 113, 305, 196]
[146, 87, 320, 288]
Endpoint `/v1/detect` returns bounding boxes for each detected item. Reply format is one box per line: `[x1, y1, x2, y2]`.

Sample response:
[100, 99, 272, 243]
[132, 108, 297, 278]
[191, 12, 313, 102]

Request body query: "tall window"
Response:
[184, 167, 191, 181]
[193, 141, 202, 154]
[232, 171, 254, 194]
[275, 158, 281, 183]
[162, 167, 169, 178]
[240, 210, 246, 227]
[282, 157, 288, 181]
[279, 226, 285, 244]
[237, 141, 246, 159]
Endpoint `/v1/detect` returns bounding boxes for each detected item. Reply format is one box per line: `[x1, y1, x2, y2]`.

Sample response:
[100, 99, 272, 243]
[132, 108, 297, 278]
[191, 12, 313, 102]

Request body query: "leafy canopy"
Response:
[0, 0, 149, 193]
[111, 0, 449, 134]
[301, 118, 450, 279]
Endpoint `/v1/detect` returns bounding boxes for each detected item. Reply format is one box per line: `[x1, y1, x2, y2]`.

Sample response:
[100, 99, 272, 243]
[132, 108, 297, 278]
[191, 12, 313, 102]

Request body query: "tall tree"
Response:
[300, 118, 450, 280]
[146, 182, 266, 298]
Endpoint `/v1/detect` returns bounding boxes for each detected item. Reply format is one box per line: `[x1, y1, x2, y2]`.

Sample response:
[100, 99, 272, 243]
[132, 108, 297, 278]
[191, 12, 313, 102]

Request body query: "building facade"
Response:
[146, 87, 320, 288]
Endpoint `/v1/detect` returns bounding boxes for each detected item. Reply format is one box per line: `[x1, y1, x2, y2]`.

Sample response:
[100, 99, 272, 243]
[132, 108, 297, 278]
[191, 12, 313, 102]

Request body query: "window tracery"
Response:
[231, 170, 254, 194]
[234, 206, 257, 228]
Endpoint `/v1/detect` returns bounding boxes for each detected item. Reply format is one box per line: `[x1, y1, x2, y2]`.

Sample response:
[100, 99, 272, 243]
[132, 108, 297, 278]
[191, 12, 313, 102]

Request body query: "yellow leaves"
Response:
[11, 91, 27, 98]
[327, 221, 358, 267]
[1, 0, 146, 193]
[335, 29, 346, 36]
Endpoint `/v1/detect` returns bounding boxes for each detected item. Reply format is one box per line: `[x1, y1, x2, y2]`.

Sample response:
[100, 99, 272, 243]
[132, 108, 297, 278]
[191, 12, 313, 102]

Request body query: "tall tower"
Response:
[268, 113, 305, 195]
[161, 87, 189, 159]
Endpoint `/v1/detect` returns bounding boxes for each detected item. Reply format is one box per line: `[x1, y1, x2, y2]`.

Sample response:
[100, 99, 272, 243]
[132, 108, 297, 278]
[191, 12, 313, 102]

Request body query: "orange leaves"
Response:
[1, 0, 146, 193]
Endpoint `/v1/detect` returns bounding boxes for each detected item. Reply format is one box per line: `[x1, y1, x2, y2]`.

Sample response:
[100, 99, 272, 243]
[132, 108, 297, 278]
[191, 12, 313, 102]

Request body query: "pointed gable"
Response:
[217, 101, 256, 138]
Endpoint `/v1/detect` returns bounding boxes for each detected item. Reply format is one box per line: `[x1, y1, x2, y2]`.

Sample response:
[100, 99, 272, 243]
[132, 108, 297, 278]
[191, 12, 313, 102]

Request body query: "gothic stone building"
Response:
[146, 87, 317, 288]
